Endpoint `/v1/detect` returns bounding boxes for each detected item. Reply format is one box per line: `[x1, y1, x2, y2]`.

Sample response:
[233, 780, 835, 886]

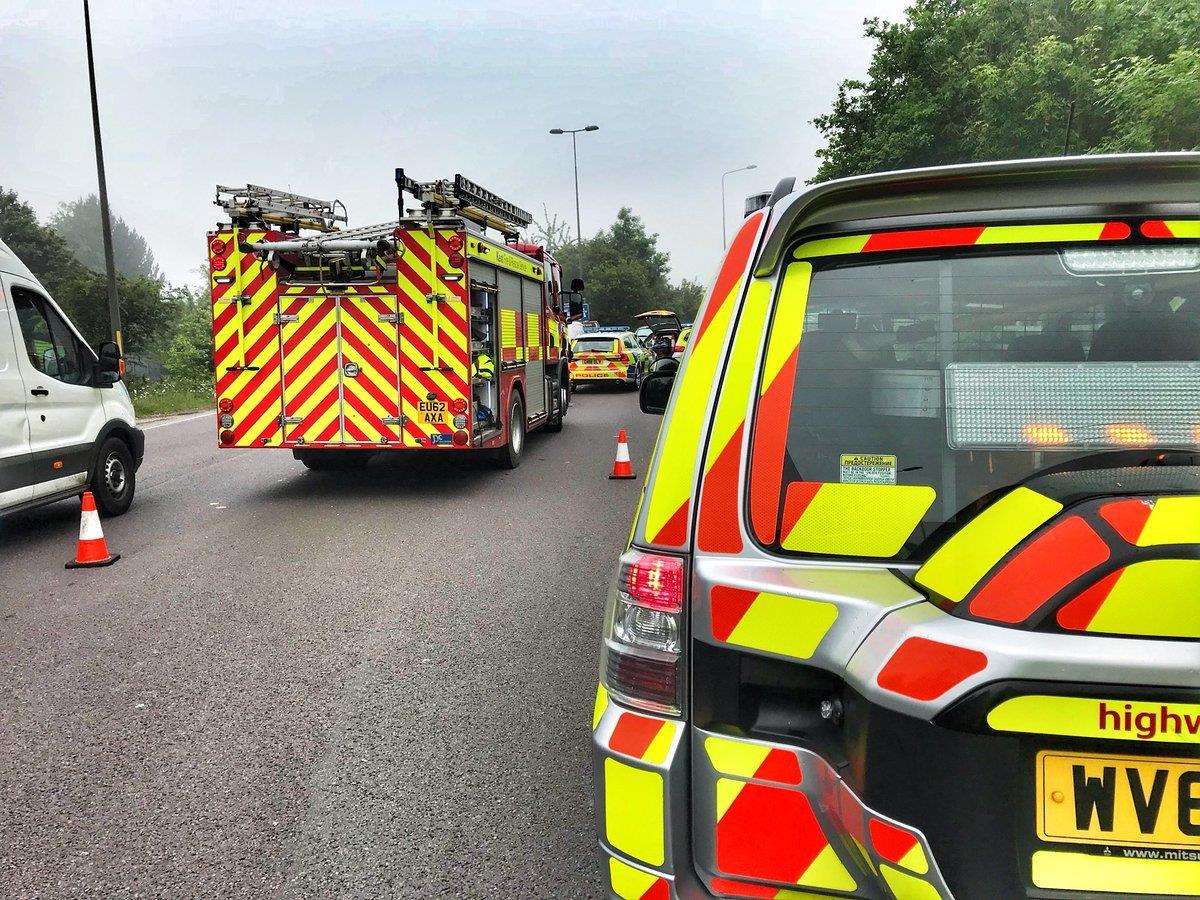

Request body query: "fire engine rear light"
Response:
[218, 398, 233, 413]
[211, 255, 227, 272]
[219, 429, 234, 444]
[453, 413, 468, 429]
[448, 251, 465, 269]
[605, 646, 679, 713]
[450, 397, 468, 415]
[209, 238, 228, 257]
[621, 550, 685, 613]
[219, 413, 234, 429]
[453, 430, 468, 447]
[447, 234, 464, 251]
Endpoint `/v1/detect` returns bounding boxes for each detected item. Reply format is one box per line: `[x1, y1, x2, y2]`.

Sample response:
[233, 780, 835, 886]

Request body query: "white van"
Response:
[0, 238, 143, 517]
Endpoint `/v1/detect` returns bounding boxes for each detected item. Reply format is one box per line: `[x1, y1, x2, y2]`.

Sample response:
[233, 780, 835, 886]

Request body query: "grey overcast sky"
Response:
[0, 0, 908, 287]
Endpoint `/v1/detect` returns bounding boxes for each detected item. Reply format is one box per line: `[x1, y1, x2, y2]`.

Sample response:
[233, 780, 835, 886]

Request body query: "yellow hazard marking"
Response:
[782, 483, 936, 558]
[988, 695, 1200, 745]
[800, 844, 858, 892]
[593, 684, 610, 731]
[879, 864, 940, 900]
[704, 736, 771, 780]
[714, 777, 745, 822]
[608, 856, 662, 899]
[725, 591, 839, 660]
[761, 263, 811, 393]
[915, 486, 1062, 602]
[793, 234, 871, 260]
[1085, 559, 1200, 638]
[896, 843, 929, 876]
[604, 758, 665, 866]
[977, 222, 1110, 244]
[642, 721, 677, 766]
[644, 276, 741, 542]
[1136, 495, 1200, 545]
[1032, 850, 1200, 895]
[1159, 220, 1200, 239]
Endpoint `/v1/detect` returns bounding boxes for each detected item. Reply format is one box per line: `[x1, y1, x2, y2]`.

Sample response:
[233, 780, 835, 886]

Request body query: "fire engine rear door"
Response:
[277, 289, 344, 444]
[338, 287, 402, 445]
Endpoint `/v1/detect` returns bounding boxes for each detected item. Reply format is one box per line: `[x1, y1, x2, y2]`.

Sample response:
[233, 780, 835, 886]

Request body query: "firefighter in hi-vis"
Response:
[206, 172, 581, 471]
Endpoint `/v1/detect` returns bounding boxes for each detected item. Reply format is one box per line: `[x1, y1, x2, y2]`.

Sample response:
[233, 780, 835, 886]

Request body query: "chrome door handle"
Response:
[30, 387, 49, 396]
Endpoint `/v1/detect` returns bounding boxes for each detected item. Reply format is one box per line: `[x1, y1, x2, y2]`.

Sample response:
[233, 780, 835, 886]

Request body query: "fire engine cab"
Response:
[206, 172, 579, 469]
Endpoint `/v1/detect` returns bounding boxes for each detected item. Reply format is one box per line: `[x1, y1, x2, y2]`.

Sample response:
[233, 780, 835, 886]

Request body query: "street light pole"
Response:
[721, 164, 758, 247]
[549, 125, 599, 245]
[83, 0, 122, 352]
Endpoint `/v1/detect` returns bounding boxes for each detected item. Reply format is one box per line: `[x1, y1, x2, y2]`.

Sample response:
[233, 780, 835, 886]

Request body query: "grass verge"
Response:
[128, 377, 215, 418]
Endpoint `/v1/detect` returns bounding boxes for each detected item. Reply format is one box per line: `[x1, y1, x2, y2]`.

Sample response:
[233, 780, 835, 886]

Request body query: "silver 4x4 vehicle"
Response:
[592, 154, 1199, 899]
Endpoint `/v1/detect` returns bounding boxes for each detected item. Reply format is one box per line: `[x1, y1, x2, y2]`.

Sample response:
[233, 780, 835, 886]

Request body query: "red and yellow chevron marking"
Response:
[643, 211, 765, 548]
[395, 227, 469, 447]
[876, 637, 988, 702]
[747, 262, 810, 545]
[1056, 559, 1200, 638]
[708, 585, 838, 661]
[608, 711, 678, 765]
[794, 221, 1132, 261]
[869, 818, 929, 876]
[1102, 495, 1200, 546]
[779, 481, 937, 558]
[1140, 219, 1200, 239]
[279, 295, 342, 444]
[338, 288, 401, 444]
[609, 856, 669, 900]
[210, 228, 285, 447]
[695, 278, 772, 554]
[525, 311, 541, 361]
[704, 735, 802, 786]
[709, 876, 835, 898]
[914, 487, 1063, 603]
[714, 778, 856, 892]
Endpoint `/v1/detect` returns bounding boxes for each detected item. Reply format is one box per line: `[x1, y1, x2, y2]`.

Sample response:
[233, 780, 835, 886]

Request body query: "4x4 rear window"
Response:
[753, 244, 1200, 561]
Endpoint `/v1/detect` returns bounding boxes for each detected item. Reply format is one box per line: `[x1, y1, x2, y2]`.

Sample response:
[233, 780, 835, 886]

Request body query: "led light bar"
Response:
[945, 362, 1200, 450]
[1061, 246, 1200, 275]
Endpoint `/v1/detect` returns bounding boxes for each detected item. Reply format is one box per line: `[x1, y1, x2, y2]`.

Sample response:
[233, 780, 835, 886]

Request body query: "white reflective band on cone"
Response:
[79, 510, 104, 542]
[616, 443, 631, 463]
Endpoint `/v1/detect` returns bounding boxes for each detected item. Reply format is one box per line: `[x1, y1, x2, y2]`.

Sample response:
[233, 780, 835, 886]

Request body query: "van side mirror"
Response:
[639, 362, 677, 415]
[570, 277, 585, 293]
[96, 341, 122, 387]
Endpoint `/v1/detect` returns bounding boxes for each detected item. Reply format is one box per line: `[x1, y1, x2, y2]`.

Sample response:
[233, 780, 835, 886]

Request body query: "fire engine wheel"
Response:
[91, 437, 135, 517]
[493, 395, 525, 469]
[546, 380, 567, 433]
[293, 449, 374, 470]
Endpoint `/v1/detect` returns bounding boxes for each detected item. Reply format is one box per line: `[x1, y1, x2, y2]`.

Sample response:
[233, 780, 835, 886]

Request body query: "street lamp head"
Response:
[549, 128, 565, 135]
[747, 164, 758, 170]
[585, 125, 600, 132]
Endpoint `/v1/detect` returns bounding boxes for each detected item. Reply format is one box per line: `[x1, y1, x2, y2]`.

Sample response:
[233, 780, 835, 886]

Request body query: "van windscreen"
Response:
[765, 245, 1200, 561]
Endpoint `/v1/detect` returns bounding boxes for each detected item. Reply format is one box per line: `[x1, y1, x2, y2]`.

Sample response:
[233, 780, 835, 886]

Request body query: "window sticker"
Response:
[839, 454, 897, 485]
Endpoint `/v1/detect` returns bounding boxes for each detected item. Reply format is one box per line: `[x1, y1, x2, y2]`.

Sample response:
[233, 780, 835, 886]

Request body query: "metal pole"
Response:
[571, 131, 582, 245]
[721, 164, 757, 247]
[83, 0, 122, 352]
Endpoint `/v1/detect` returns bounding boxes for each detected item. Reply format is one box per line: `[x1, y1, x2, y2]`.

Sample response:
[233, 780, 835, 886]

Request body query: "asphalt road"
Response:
[0, 387, 654, 899]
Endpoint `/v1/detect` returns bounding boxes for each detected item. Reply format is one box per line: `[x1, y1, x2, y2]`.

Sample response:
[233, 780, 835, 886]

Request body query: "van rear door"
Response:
[0, 278, 32, 510]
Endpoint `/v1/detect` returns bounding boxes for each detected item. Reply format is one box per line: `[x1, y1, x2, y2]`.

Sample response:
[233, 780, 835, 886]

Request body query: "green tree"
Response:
[50, 194, 161, 280]
[812, 0, 1200, 182]
[556, 207, 703, 324]
[163, 285, 214, 381]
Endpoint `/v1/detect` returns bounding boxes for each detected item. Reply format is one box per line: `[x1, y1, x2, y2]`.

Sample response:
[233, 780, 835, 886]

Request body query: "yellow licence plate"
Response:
[1038, 750, 1200, 849]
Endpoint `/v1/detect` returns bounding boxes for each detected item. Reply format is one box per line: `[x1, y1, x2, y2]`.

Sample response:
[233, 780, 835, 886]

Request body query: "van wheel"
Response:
[493, 394, 525, 469]
[92, 436, 135, 517]
[294, 449, 373, 470]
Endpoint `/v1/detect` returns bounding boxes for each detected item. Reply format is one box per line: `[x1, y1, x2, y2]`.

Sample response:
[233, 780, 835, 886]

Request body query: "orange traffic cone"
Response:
[609, 429, 636, 480]
[65, 491, 120, 569]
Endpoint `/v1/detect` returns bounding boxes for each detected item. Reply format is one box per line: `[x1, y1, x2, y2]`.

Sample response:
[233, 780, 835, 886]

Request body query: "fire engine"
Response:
[206, 172, 579, 469]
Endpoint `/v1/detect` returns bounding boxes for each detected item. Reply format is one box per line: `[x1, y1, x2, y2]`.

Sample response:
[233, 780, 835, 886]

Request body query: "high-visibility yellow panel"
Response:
[897, 842, 929, 876]
[715, 777, 745, 822]
[915, 487, 1063, 602]
[1032, 850, 1200, 895]
[978, 223, 1108, 244]
[1159, 220, 1200, 239]
[604, 758, 665, 866]
[989, 695, 1200, 744]
[782, 483, 936, 558]
[761, 264, 811, 390]
[726, 591, 839, 660]
[1087, 559, 1200, 638]
[642, 722, 677, 766]
[1137, 496, 1200, 546]
[704, 736, 771, 780]
[879, 864, 941, 900]
[793, 235, 871, 260]
[608, 856, 662, 900]
[499, 309, 517, 349]
[706, 278, 772, 467]
[799, 844, 858, 891]
[593, 684, 609, 731]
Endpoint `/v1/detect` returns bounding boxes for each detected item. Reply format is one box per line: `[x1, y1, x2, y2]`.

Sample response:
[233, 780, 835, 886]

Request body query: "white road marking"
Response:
[141, 411, 214, 431]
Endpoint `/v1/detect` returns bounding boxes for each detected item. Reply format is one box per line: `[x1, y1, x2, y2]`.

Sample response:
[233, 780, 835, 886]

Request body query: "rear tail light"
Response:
[450, 397, 468, 415]
[448, 251, 465, 269]
[218, 413, 234, 429]
[219, 429, 234, 444]
[602, 549, 686, 715]
[209, 238, 228, 257]
[616, 352, 630, 364]
[447, 233, 464, 251]
[218, 398, 234, 413]
[211, 255, 228, 272]
[453, 430, 469, 447]
[673, 343, 684, 353]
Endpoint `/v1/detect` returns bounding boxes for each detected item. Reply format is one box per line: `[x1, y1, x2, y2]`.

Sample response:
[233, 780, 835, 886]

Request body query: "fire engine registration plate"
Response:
[1037, 750, 1200, 849]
